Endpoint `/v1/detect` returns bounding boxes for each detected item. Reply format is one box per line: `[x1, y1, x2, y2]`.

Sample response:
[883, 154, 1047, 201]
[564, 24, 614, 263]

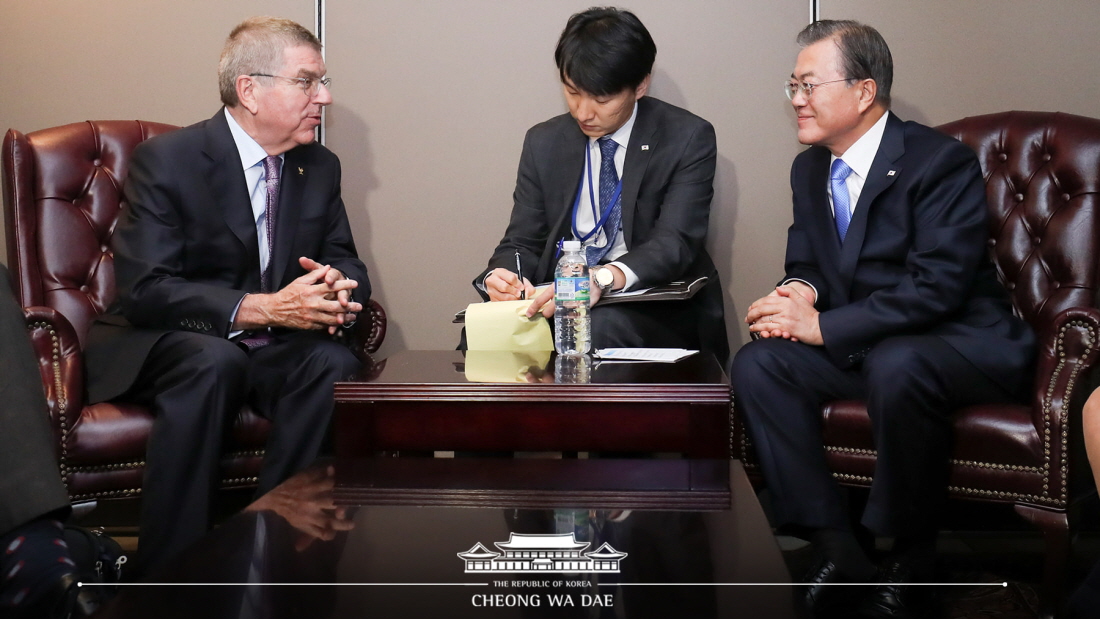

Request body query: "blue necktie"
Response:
[586, 136, 622, 266]
[831, 158, 853, 242]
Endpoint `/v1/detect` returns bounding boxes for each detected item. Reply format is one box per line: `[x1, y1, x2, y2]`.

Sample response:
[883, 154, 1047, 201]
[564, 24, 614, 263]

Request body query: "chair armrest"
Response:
[1031, 306, 1100, 505]
[354, 298, 387, 355]
[22, 306, 85, 449]
[328, 298, 387, 362]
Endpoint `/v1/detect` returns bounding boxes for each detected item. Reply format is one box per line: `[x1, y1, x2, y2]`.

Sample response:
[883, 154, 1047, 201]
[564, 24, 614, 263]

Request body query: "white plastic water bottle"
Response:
[554, 240, 590, 355]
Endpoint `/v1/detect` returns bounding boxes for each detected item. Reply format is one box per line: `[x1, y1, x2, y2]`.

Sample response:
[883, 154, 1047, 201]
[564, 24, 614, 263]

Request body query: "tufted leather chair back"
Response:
[3, 120, 179, 346]
[937, 111, 1100, 328]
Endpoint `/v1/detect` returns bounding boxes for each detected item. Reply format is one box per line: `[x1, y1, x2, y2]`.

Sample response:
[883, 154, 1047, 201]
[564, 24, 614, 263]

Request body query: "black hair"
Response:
[796, 20, 893, 107]
[554, 7, 656, 96]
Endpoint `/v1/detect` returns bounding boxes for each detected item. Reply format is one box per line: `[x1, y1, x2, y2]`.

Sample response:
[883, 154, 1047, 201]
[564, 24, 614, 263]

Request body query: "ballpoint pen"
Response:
[515, 249, 525, 300]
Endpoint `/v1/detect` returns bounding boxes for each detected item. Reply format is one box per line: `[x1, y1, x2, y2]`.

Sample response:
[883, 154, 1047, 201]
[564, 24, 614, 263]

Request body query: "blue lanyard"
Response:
[571, 140, 623, 242]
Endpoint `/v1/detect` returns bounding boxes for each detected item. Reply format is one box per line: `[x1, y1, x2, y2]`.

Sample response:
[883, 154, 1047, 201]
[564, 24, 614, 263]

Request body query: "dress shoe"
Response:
[796, 557, 866, 617]
[855, 558, 935, 619]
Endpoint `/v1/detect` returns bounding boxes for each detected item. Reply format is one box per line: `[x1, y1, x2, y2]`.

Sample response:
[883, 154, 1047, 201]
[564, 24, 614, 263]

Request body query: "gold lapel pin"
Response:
[298, 167, 304, 175]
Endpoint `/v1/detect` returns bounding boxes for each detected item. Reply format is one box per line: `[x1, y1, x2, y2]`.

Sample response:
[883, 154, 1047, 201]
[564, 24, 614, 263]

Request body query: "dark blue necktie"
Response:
[586, 136, 622, 266]
[830, 158, 853, 242]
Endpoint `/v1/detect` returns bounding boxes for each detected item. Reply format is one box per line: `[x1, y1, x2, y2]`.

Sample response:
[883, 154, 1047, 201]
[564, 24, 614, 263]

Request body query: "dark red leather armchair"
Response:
[2, 120, 386, 512]
[732, 111, 1100, 618]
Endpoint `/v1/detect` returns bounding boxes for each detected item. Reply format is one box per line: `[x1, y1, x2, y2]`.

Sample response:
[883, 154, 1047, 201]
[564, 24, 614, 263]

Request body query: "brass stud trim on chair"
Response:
[1036, 319, 1097, 508]
[70, 461, 146, 473]
[824, 446, 1042, 473]
[222, 449, 265, 459]
[69, 487, 143, 502]
[220, 476, 260, 487]
[946, 485, 1062, 506]
[952, 459, 1041, 473]
[832, 472, 873, 484]
[30, 321, 72, 493]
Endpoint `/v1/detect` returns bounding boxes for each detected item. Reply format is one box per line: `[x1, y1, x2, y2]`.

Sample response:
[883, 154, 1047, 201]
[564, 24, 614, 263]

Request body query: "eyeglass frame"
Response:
[249, 73, 332, 95]
[784, 78, 853, 101]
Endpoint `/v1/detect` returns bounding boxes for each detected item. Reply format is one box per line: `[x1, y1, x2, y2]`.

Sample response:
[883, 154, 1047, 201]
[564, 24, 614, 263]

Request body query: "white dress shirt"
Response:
[827, 111, 888, 222]
[224, 109, 283, 336]
[785, 111, 889, 304]
[575, 102, 640, 290]
[225, 108, 283, 273]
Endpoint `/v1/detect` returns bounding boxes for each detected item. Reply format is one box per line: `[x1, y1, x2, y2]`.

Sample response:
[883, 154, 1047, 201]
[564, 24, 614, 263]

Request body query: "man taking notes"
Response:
[85, 17, 369, 574]
[474, 7, 727, 363]
[731, 20, 1034, 618]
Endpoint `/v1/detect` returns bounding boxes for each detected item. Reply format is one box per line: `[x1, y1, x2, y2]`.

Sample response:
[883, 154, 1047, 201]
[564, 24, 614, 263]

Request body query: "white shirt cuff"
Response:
[781, 278, 818, 304]
[608, 261, 639, 291]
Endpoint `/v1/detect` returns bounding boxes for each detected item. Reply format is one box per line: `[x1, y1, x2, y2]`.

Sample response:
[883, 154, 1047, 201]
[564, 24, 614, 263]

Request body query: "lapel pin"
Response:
[298, 167, 304, 175]
[887, 170, 896, 176]
[641, 145, 650, 151]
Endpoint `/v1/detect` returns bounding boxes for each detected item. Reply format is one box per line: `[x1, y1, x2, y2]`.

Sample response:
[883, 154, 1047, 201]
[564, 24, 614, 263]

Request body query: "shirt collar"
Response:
[832, 111, 889, 180]
[224, 108, 276, 171]
[591, 101, 638, 150]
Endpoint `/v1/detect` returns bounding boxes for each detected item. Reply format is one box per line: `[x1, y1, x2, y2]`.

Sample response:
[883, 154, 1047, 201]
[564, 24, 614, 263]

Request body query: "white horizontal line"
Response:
[80, 581, 1009, 588]
[604, 582, 1008, 587]
[80, 582, 490, 587]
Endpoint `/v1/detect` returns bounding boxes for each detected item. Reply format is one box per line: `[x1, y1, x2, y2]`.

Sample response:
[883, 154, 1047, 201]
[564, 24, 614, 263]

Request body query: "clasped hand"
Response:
[745, 283, 823, 345]
[236, 256, 362, 334]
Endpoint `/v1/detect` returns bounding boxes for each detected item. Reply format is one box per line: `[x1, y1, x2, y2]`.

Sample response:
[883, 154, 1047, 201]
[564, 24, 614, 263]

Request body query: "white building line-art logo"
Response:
[457, 533, 627, 574]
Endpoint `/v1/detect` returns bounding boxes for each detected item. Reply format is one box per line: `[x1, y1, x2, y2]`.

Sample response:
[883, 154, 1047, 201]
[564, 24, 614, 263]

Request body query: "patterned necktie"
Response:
[260, 155, 281, 291]
[830, 158, 853, 242]
[586, 136, 623, 266]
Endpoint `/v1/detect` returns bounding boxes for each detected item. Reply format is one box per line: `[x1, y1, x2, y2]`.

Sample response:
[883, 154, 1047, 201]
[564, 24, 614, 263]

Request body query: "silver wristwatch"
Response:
[592, 266, 615, 293]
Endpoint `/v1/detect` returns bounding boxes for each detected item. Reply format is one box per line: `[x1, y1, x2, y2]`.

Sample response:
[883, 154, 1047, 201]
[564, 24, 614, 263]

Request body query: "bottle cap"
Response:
[562, 240, 581, 251]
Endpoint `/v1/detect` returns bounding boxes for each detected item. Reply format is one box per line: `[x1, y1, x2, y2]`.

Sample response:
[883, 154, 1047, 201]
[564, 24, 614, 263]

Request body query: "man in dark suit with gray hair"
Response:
[85, 16, 369, 574]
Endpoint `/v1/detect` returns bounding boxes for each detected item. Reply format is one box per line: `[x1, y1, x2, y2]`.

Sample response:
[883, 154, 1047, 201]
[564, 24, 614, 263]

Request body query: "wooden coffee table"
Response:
[334, 350, 731, 458]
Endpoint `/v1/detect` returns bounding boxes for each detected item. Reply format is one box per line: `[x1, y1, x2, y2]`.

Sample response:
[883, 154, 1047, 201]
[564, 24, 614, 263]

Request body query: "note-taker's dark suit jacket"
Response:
[476, 96, 728, 362]
[84, 109, 369, 571]
[732, 112, 1035, 535]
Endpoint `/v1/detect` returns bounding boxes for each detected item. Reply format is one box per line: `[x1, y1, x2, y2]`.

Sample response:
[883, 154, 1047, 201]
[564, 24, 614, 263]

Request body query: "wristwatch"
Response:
[592, 266, 615, 294]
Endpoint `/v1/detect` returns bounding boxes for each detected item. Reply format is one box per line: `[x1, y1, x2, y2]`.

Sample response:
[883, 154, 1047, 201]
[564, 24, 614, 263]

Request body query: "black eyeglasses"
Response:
[784, 78, 850, 101]
[250, 73, 332, 95]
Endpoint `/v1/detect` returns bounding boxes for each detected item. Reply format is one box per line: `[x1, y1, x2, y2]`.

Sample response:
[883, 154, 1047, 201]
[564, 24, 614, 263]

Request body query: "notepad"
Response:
[464, 300, 553, 351]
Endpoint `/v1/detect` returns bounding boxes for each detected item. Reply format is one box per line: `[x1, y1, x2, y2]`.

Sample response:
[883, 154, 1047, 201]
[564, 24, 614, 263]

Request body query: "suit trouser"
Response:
[0, 265, 70, 535]
[730, 335, 1020, 537]
[124, 330, 360, 573]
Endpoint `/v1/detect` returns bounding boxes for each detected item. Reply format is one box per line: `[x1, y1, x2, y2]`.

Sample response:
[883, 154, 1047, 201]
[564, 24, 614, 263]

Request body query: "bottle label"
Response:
[555, 276, 590, 302]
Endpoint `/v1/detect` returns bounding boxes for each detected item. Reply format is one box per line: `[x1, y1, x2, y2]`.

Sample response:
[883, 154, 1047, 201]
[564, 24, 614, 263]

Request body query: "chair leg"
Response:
[1014, 503, 1069, 619]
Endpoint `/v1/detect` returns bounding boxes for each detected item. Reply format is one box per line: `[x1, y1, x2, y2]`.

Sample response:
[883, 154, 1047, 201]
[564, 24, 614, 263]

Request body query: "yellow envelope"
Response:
[464, 300, 553, 351]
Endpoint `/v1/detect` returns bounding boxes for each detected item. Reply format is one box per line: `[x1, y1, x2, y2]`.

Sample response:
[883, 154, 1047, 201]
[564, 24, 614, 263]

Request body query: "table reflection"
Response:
[91, 459, 792, 619]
